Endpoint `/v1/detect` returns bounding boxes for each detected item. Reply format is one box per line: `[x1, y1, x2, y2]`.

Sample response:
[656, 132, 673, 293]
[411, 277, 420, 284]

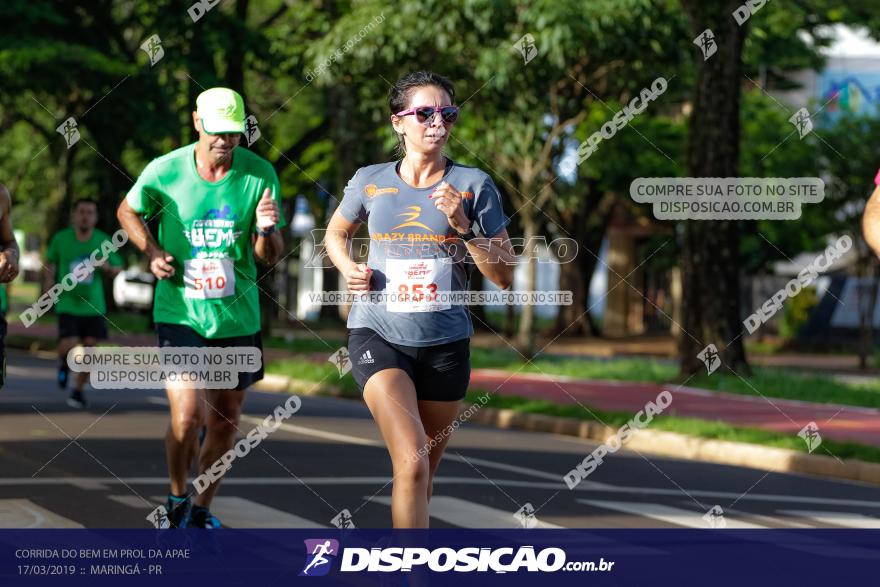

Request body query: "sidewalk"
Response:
[469, 369, 880, 447]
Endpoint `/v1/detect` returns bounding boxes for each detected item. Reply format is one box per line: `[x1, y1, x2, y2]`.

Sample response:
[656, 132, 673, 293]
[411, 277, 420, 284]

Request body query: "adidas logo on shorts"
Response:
[357, 350, 375, 365]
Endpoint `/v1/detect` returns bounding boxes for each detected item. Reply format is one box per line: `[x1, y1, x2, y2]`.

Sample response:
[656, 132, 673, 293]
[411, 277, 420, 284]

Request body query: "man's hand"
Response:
[149, 249, 176, 279]
[430, 182, 470, 234]
[256, 188, 280, 230]
[0, 248, 19, 283]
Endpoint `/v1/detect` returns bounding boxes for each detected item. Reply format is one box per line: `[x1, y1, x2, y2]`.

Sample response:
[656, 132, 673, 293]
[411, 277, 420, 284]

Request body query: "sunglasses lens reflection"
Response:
[440, 107, 459, 123]
[413, 107, 458, 125]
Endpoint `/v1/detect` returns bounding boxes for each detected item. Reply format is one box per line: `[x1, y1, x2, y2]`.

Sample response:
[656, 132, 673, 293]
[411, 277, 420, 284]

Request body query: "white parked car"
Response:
[113, 268, 155, 311]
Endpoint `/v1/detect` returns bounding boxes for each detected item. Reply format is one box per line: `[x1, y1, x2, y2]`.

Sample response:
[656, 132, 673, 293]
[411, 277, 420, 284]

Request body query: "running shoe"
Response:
[66, 389, 86, 409]
[57, 363, 69, 389]
[182, 505, 222, 529]
[164, 494, 192, 528]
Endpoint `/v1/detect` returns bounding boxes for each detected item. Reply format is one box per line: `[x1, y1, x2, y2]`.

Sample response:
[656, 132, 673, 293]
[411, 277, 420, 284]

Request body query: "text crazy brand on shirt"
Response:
[338, 160, 510, 347]
[126, 143, 284, 338]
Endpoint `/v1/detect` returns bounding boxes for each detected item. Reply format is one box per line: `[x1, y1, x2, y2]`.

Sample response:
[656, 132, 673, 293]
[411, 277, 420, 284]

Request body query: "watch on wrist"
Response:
[256, 225, 277, 237]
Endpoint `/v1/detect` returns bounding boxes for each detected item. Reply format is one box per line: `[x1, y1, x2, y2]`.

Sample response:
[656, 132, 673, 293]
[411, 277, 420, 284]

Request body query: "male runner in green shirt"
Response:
[117, 87, 284, 528]
[45, 199, 123, 408]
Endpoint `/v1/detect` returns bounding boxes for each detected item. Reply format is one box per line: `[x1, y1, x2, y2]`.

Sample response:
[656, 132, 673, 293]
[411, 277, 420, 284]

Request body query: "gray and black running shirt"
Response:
[337, 159, 510, 346]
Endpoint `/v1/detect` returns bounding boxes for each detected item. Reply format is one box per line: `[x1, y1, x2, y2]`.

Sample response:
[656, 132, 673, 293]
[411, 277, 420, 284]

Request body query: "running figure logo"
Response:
[514, 503, 538, 528]
[331, 509, 356, 529]
[697, 344, 721, 375]
[694, 29, 717, 61]
[56, 117, 80, 149]
[147, 505, 170, 529]
[243, 115, 261, 147]
[328, 347, 352, 377]
[702, 505, 726, 529]
[139, 34, 165, 66]
[299, 539, 340, 577]
[514, 33, 538, 64]
[789, 108, 813, 139]
[798, 422, 822, 453]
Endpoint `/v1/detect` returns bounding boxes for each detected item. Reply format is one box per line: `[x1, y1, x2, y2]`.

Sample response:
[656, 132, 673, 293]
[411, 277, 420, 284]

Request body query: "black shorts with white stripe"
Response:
[346, 327, 470, 401]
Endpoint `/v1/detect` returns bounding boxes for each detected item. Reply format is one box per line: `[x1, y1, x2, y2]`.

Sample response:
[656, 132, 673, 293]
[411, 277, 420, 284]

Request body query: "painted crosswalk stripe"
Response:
[0, 499, 83, 528]
[577, 499, 769, 529]
[369, 495, 564, 529]
[209, 496, 326, 528]
[778, 510, 880, 529]
[110, 495, 325, 528]
[108, 495, 155, 509]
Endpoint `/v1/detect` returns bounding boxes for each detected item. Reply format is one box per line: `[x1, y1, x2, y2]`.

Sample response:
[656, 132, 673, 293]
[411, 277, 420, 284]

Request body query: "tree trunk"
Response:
[857, 247, 879, 371]
[227, 0, 249, 97]
[552, 193, 610, 337]
[515, 217, 538, 357]
[679, 0, 750, 376]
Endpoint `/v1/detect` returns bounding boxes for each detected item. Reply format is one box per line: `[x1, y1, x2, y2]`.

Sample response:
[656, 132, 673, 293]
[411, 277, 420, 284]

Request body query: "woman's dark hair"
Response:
[389, 71, 455, 157]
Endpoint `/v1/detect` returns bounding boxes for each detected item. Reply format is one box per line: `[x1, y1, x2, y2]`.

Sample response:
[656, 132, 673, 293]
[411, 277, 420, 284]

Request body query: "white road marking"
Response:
[778, 510, 880, 529]
[108, 495, 156, 509]
[578, 499, 770, 529]
[240, 415, 605, 486]
[0, 499, 83, 528]
[370, 495, 563, 529]
[1, 476, 879, 511]
[110, 495, 326, 528]
[208, 496, 327, 528]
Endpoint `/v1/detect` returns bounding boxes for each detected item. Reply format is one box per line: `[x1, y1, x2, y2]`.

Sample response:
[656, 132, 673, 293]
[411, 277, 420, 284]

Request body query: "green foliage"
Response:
[779, 286, 818, 339]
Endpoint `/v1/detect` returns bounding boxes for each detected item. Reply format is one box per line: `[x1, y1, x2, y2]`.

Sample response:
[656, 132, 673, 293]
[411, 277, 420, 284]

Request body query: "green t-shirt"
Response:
[125, 143, 284, 338]
[46, 228, 123, 317]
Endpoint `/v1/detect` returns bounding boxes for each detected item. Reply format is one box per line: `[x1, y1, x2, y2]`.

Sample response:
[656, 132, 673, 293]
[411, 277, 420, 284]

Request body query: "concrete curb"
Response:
[255, 374, 880, 486]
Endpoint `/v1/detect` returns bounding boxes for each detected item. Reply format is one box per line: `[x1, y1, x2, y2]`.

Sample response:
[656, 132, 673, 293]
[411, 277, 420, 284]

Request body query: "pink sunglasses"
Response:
[395, 105, 460, 126]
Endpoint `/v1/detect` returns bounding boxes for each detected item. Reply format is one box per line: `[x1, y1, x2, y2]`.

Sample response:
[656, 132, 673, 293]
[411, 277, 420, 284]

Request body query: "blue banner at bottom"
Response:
[0, 529, 876, 586]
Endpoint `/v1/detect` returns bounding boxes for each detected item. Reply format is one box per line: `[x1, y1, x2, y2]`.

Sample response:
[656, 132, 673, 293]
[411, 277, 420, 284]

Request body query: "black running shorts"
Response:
[58, 313, 108, 340]
[347, 327, 470, 401]
[155, 323, 264, 391]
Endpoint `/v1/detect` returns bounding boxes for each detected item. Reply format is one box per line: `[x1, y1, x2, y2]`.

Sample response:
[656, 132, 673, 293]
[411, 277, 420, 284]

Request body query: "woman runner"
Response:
[325, 71, 515, 528]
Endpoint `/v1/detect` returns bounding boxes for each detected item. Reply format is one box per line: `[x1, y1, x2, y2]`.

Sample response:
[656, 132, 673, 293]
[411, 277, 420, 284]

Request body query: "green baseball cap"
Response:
[196, 87, 245, 134]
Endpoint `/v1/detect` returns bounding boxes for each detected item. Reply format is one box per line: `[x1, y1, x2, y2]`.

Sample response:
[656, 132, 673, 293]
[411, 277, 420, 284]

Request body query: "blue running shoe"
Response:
[164, 494, 192, 528]
[58, 364, 68, 389]
[182, 505, 222, 529]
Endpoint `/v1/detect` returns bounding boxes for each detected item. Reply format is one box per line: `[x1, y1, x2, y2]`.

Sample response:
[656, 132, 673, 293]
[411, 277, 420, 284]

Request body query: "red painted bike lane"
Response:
[469, 369, 880, 447]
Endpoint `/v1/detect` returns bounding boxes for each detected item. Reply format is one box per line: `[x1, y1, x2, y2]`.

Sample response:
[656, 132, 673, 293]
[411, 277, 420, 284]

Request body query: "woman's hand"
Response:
[345, 262, 371, 291]
[430, 182, 470, 234]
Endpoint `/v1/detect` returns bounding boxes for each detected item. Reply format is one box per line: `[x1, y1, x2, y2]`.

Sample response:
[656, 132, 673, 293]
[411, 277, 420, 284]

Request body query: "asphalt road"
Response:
[2, 349, 880, 530]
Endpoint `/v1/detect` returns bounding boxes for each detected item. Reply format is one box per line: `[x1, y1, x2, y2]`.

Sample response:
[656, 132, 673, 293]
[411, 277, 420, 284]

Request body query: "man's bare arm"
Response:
[116, 199, 176, 279]
[0, 184, 20, 283]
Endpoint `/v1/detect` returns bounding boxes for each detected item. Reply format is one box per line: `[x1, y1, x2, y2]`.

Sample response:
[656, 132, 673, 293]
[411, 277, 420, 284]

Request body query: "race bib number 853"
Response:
[386, 258, 451, 313]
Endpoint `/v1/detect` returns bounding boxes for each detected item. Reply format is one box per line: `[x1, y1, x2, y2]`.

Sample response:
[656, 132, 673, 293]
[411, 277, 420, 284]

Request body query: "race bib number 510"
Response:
[184, 258, 235, 299]
[386, 258, 451, 313]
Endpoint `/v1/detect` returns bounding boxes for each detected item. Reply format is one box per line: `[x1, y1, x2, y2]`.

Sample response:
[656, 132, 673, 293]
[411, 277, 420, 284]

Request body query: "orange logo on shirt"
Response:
[460, 191, 474, 200]
[364, 184, 399, 198]
[391, 206, 432, 231]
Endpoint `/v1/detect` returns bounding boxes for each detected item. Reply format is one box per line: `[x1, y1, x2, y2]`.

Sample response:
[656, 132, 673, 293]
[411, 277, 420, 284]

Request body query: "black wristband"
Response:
[457, 224, 479, 242]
